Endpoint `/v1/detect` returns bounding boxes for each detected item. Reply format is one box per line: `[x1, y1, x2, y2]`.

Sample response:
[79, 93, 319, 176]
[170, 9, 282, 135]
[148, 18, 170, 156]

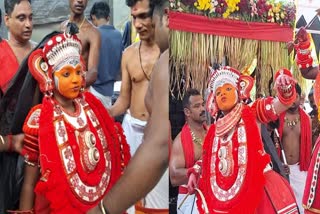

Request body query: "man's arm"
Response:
[300, 66, 319, 80]
[19, 165, 39, 210]
[102, 51, 169, 214]
[109, 50, 131, 117]
[169, 133, 188, 186]
[85, 28, 100, 86]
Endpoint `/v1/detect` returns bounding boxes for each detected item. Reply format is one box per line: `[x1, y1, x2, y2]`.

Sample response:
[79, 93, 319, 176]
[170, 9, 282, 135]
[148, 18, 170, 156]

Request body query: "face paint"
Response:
[215, 83, 238, 113]
[54, 64, 83, 99]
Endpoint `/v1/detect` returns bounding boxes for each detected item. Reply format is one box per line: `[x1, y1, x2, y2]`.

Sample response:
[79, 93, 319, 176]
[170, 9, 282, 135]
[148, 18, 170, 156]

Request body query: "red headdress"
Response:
[206, 66, 254, 117]
[28, 26, 85, 96]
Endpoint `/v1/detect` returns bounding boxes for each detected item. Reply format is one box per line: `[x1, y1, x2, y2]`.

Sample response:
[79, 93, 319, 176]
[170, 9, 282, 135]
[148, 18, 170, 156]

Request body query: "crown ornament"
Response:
[28, 23, 85, 95]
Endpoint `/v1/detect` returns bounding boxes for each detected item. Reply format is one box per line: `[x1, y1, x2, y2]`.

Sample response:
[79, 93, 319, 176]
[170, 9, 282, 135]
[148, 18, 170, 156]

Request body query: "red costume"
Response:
[303, 141, 320, 214]
[0, 40, 19, 93]
[19, 28, 130, 213]
[293, 28, 320, 213]
[189, 67, 298, 214]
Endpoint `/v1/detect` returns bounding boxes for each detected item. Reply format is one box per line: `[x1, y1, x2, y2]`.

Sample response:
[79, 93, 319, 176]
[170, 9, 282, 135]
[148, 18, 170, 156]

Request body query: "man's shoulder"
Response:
[123, 42, 139, 56]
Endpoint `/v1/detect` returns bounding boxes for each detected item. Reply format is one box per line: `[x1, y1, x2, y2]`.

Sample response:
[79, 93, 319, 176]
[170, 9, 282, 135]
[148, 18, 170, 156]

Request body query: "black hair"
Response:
[150, 0, 168, 17]
[90, 1, 110, 20]
[296, 83, 302, 96]
[126, 0, 140, 7]
[5, 0, 31, 15]
[182, 89, 201, 109]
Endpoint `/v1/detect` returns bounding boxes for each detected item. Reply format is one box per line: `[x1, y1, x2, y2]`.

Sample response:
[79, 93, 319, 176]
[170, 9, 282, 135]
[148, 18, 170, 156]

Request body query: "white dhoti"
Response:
[122, 114, 169, 212]
[289, 163, 307, 214]
[177, 185, 199, 214]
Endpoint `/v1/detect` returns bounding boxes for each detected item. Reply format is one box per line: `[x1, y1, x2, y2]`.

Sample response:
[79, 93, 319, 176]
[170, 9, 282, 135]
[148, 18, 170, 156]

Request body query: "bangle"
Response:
[0, 135, 4, 145]
[100, 201, 110, 214]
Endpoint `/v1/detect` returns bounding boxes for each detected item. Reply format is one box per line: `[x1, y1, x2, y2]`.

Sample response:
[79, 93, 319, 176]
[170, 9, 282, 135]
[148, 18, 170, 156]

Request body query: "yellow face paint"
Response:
[54, 64, 83, 99]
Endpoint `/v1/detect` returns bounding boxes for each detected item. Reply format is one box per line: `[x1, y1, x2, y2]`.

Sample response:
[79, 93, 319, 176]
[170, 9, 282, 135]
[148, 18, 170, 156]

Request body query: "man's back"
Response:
[93, 25, 123, 97]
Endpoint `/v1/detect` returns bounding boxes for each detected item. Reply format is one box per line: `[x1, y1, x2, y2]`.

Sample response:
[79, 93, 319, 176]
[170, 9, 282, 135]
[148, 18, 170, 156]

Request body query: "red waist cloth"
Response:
[0, 40, 19, 93]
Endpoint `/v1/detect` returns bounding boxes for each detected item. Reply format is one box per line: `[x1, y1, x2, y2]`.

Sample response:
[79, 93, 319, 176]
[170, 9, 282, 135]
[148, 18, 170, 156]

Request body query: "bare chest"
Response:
[128, 56, 157, 83]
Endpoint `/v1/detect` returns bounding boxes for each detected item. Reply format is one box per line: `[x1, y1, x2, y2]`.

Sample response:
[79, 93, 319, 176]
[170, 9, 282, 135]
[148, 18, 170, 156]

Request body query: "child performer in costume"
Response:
[293, 27, 320, 214]
[187, 66, 299, 214]
[14, 24, 130, 214]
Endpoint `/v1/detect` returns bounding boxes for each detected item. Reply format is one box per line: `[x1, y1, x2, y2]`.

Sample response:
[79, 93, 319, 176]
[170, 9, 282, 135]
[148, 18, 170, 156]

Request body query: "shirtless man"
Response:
[61, 0, 100, 87]
[278, 83, 312, 214]
[170, 89, 207, 214]
[109, 1, 167, 212]
[99, 0, 170, 213]
[109, 0, 160, 153]
[0, 0, 34, 212]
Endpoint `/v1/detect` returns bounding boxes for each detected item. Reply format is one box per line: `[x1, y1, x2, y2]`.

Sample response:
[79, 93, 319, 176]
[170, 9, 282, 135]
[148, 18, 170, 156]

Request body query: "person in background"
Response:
[98, 0, 170, 213]
[278, 83, 312, 214]
[90, 1, 123, 108]
[0, 0, 34, 212]
[61, 0, 100, 87]
[170, 89, 207, 214]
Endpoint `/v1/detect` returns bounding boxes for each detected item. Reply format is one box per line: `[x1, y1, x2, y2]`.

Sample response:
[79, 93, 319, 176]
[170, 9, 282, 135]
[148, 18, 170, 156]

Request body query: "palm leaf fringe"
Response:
[170, 30, 306, 99]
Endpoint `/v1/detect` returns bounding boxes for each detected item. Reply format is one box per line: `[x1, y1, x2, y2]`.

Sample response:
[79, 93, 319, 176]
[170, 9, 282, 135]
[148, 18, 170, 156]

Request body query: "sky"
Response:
[297, 0, 319, 24]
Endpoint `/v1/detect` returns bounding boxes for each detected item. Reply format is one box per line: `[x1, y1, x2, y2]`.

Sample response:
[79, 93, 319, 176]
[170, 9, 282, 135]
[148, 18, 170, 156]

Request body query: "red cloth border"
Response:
[169, 11, 293, 42]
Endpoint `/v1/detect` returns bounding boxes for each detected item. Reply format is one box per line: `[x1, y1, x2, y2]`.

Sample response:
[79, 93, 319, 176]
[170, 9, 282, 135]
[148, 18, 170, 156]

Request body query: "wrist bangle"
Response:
[0, 135, 4, 145]
[100, 201, 110, 214]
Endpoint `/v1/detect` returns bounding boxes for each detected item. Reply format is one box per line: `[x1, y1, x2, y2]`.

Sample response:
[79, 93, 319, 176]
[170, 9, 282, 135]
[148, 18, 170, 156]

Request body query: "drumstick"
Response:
[274, 129, 288, 165]
[177, 193, 190, 210]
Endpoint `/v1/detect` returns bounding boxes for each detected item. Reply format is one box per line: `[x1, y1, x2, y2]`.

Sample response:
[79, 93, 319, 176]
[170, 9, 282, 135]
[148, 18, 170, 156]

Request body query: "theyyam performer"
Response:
[187, 66, 299, 214]
[11, 23, 130, 214]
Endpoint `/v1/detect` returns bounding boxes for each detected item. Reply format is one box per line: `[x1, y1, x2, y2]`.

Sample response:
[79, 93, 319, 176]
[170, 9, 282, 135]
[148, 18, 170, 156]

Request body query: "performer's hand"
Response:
[86, 205, 103, 214]
[12, 133, 24, 153]
[274, 73, 296, 88]
[295, 27, 308, 43]
[187, 173, 197, 195]
[283, 164, 290, 175]
[274, 74, 296, 100]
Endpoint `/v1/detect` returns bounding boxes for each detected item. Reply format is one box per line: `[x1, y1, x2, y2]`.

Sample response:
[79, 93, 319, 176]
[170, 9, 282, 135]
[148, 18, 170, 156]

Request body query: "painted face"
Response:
[69, 0, 88, 15]
[215, 83, 238, 113]
[131, 0, 154, 41]
[5, 0, 33, 43]
[53, 64, 83, 99]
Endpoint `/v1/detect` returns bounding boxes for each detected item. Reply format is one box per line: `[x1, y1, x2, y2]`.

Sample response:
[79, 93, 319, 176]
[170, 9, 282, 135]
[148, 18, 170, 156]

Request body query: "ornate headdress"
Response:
[28, 23, 85, 96]
[206, 66, 254, 117]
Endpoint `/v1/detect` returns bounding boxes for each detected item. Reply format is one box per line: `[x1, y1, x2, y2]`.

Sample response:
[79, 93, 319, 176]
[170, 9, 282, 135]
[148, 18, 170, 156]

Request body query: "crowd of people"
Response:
[0, 0, 320, 214]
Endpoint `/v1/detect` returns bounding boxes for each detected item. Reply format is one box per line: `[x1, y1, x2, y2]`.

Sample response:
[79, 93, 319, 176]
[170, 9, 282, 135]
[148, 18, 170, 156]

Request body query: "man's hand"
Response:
[283, 164, 290, 175]
[12, 133, 25, 153]
[287, 27, 309, 55]
[274, 73, 296, 88]
[87, 205, 103, 214]
[187, 173, 197, 195]
[295, 27, 308, 43]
